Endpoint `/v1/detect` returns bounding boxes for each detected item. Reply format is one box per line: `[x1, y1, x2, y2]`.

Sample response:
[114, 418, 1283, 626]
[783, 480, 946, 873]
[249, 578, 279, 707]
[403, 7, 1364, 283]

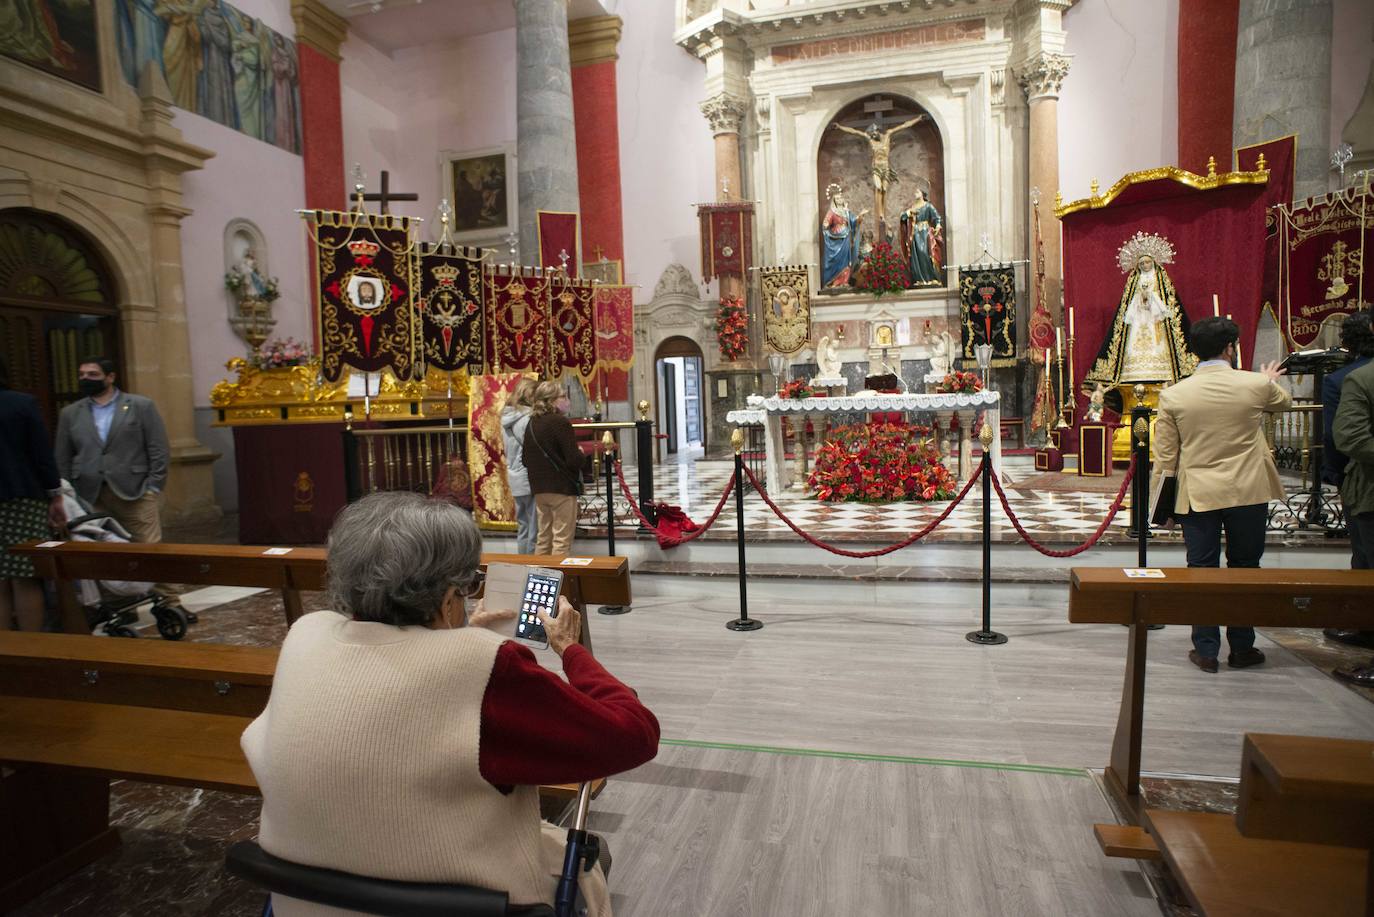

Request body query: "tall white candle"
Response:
[1069, 306, 1076, 338]
[1056, 326, 1063, 351]
[1212, 294, 1220, 316]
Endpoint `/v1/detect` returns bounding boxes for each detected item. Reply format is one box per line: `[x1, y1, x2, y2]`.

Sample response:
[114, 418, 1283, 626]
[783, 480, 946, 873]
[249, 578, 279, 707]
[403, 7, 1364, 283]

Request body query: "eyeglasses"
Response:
[459, 569, 486, 597]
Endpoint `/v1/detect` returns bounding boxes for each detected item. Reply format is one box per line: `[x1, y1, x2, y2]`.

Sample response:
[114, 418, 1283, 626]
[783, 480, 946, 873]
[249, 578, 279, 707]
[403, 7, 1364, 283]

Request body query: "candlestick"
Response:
[1055, 340, 1069, 429]
[1212, 294, 1220, 317]
[1066, 333, 1077, 415]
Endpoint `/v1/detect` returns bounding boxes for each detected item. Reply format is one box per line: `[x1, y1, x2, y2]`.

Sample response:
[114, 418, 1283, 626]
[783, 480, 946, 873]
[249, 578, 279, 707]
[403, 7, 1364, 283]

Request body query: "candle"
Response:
[1212, 294, 1220, 317]
[1056, 326, 1063, 351]
[1068, 306, 1075, 338]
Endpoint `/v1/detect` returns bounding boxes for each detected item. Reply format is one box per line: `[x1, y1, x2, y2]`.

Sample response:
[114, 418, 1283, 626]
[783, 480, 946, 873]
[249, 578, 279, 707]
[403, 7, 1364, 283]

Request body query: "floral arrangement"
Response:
[809, 422, 955, 503]
[251, 337, 311, 369]
[852, 241, 907, 297]
[715, 295, 749, 362]
[934, 370, 984, 394]
[225, 271, 281, 303]
[777, 377, 821, 400]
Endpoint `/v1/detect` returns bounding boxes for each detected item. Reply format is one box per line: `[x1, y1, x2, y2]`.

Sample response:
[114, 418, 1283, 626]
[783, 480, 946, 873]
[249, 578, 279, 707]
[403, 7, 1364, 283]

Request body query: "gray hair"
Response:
[326, 492, 483, 626]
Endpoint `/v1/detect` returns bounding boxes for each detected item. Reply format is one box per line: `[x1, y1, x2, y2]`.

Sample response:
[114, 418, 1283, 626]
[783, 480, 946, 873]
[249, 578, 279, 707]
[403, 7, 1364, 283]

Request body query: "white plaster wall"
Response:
[1059, 0, 1179, 199]
[175, 111, 309, 406]
[617, 3, 716, 293]
[341, 33, 406, 202]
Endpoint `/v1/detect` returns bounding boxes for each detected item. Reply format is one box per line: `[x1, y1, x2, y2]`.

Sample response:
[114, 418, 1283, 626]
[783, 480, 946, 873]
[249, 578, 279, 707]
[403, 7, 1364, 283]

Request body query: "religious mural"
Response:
[817, 94, 946, 290]
[1, 0, 101, 91]
[113, 0, 302, 153]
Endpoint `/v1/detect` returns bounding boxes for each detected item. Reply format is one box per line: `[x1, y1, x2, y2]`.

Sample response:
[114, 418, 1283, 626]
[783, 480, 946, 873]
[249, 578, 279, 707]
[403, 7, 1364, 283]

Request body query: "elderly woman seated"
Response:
[242, 492, 659, 917]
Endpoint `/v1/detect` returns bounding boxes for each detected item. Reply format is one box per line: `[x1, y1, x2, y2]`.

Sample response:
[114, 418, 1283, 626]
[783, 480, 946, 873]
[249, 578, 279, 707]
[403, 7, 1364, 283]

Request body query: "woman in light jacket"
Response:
[242, 492, 659, 916]
[500, 378, 537, 553]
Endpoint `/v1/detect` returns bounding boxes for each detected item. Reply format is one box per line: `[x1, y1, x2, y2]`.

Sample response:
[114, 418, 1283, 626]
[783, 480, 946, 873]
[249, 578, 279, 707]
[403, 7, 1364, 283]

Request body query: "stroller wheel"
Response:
[156, 606, 189, 641]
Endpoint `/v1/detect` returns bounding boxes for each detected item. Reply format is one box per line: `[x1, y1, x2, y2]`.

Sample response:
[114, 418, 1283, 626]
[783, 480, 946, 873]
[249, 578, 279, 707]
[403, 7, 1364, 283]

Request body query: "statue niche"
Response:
[817, 94, 946, 291]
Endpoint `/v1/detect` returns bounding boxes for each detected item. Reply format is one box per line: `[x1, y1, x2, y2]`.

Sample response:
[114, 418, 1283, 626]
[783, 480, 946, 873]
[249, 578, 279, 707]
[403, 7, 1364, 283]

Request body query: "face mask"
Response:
[78, 378, 106, 398]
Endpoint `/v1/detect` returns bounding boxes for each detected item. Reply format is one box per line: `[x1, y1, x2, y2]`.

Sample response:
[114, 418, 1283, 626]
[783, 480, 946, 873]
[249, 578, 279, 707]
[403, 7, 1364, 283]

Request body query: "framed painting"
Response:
[442, 145, 518, 243]
[581, 259, 623, 284]
[3, 0, 101, 91]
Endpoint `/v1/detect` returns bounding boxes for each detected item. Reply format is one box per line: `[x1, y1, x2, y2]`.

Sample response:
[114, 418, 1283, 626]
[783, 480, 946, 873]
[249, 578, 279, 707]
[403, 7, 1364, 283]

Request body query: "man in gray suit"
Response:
[55, 358, 184, 612]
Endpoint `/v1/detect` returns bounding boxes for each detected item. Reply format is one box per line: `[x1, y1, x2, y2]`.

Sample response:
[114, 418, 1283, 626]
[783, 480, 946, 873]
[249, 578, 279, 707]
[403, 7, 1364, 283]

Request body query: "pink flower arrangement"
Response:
[253, 337, 311, 369]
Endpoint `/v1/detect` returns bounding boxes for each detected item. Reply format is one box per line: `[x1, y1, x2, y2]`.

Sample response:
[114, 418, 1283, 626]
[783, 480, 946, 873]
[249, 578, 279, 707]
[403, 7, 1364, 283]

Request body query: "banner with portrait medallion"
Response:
[549, 273, 597, 381]
[306, 210, 419, 382]
[417, 243, 485, 373]
[697, 202, 754, 281]
[759, 264, 811, 354]
[483, 265, 551, 374]
[957, 264, 1018, 368]
[467, 372, 526, 530]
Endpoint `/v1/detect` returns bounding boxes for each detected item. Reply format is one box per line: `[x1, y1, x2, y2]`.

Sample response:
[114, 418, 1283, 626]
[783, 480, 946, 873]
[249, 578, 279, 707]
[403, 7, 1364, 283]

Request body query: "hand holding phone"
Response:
[538, 598, 581, 657]
[514, 568, 565, 650]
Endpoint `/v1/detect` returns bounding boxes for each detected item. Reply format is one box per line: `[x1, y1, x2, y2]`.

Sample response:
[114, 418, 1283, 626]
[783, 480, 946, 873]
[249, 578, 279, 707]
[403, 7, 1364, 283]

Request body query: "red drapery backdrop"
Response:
[1177, 0, 1239, 175]
[1064, 140, 1294, 400]
[537, 211, 580, 276]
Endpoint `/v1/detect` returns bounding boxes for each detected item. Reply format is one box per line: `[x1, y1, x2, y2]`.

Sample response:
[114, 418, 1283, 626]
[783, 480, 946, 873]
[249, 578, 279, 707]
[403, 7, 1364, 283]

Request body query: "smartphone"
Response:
[513, 567, 565, 649]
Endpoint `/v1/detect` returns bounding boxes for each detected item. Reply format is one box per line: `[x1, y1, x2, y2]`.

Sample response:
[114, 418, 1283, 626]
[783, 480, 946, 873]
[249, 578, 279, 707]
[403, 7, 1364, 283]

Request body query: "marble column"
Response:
[516, 0, 580, 262]
[1019, 53, 1070, 321]
[700, 92, 748, 302]
[1233, 0, 1332, 200]
[137, 67, 220, 524]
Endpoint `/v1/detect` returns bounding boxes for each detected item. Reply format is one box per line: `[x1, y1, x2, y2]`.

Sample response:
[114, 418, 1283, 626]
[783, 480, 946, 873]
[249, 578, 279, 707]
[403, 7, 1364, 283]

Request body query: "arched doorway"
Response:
[654, 336, 705, 460]
[0, 209, 122, 430]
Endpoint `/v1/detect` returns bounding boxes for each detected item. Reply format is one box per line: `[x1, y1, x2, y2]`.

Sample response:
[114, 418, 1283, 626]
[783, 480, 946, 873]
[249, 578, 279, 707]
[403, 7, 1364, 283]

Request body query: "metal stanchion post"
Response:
[1127, 393, 1165, 630]
[967, 423, 1007, 645]
[635, 400, 657, 533]
[599, 431, 630, 616]
[727, 428, 762, 632]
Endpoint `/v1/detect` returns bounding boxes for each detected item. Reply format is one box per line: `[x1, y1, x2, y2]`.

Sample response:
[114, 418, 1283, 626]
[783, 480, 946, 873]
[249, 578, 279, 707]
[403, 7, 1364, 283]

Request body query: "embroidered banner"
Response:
[957, 264, 1018, 368]
[593, 284, 635, 402]
[417, 244, 485, 373]
[537, 211, 580, 277]
[549, 273, 597, 381]
[306, 210, 418, 383]
[698, 202, 754, 281]
[759, 264, 811, 355]
[1267, 183, 1373, 348]
[483, 266, 551, 374]
[467, 373, 525, 530]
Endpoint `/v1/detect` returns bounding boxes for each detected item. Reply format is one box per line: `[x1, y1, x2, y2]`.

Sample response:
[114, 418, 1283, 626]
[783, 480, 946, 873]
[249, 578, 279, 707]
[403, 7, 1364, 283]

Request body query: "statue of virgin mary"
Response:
[1083, 231, 1196, 390]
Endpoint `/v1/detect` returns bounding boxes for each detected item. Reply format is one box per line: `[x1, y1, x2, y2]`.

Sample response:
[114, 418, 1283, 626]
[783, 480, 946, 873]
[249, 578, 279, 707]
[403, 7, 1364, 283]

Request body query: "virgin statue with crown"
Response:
[1083, 231, 1197, 392]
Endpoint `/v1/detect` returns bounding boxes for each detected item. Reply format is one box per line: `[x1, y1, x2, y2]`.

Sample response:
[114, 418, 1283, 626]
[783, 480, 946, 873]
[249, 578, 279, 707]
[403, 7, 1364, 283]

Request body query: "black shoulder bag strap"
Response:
[530, 422, 585, 496]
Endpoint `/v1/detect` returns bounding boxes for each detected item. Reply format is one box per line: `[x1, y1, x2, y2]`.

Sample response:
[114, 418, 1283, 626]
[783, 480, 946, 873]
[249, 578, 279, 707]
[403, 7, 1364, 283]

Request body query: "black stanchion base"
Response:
[598, 605, 631, 616]
[1147, 623, 1166, 631]
[966, 630, 1008, 645]
[726, 618, 763, 632]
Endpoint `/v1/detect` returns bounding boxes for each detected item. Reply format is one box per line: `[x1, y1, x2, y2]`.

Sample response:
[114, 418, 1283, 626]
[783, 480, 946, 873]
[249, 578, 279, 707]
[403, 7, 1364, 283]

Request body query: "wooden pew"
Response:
[0, 630, 608, 911]
[13, 541, 631, 632]
[1067, 567, 1374, 819]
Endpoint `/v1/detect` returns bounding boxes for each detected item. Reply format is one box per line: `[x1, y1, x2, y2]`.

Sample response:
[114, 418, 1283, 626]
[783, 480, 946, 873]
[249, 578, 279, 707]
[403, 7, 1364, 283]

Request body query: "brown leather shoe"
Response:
[1324, 629, 1374, 649]
[1227, 648, 1266, 669]
[1189, 650, 1218, 673]
[1333, 663, 1374, 687]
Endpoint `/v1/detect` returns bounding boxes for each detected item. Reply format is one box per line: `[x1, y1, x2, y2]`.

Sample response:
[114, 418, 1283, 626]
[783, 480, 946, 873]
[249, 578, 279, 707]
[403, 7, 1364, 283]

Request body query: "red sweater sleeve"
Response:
[479, 642, 660, 790]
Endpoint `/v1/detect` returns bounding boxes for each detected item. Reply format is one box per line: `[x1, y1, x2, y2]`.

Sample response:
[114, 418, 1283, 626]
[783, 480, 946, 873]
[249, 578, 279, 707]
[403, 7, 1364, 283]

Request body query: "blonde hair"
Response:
[510, 377, 537, 408]
[530, 380, 566, 415]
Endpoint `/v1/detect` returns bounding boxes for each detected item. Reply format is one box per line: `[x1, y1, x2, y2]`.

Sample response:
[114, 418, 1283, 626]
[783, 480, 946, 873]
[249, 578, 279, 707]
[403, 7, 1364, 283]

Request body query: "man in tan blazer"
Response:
[1153, 317, 1290, 673]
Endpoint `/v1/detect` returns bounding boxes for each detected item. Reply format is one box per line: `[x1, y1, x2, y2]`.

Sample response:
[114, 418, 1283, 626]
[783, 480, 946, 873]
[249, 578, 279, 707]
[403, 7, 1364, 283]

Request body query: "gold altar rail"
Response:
[1264, 402, 1321, 488]
[342, 423, 469, 502]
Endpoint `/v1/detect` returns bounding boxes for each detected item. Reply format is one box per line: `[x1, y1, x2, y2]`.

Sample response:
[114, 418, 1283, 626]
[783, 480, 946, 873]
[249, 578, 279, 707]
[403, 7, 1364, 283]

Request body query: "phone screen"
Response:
[515, 570, 563, 647]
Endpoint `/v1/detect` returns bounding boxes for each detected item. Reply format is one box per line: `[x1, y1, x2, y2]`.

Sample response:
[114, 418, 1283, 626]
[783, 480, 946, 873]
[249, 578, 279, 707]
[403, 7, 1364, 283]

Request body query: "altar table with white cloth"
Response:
[726, 391, 1002, 494]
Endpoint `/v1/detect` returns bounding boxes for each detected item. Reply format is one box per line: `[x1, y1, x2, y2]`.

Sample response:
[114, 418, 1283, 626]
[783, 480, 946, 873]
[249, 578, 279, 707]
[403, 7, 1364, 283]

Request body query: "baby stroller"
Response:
[58, 481, 190, 641]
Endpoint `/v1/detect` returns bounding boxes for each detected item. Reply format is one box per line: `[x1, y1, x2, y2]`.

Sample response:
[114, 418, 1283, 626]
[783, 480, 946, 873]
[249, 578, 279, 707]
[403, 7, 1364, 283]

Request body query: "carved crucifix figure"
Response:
[831, 115, 926, 230]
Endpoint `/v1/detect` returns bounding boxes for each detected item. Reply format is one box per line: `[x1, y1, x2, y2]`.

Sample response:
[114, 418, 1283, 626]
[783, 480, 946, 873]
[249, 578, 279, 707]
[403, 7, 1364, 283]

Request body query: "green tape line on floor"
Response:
[660, 738, 1087, 778]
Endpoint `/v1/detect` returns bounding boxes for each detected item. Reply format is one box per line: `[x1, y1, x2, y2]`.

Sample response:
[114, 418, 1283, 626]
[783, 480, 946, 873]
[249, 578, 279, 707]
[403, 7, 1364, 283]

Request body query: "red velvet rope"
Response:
[613, 460, 736, 547]
[988, 456, 1136, 558]
[740, 460, 983, 558]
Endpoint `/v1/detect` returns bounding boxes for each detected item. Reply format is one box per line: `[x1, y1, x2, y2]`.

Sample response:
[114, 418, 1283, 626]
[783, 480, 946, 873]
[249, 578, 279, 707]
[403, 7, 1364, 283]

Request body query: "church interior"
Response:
[3, 0, 1374, 914]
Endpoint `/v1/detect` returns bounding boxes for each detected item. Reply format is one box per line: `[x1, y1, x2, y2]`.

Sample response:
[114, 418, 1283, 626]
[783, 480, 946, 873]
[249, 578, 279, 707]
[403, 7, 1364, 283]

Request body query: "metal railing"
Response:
[1264, 402, 1321, 487]
[342, 424, 469, 501]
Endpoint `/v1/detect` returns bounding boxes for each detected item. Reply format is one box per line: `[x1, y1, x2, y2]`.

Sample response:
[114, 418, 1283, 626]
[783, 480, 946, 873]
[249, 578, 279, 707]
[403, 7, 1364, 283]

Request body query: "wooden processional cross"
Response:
[361, 171, 419, 214]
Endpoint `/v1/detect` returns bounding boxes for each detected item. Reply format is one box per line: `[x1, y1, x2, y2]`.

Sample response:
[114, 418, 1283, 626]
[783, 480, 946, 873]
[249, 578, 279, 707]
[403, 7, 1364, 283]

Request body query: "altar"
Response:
[728, 390, 1002, 495]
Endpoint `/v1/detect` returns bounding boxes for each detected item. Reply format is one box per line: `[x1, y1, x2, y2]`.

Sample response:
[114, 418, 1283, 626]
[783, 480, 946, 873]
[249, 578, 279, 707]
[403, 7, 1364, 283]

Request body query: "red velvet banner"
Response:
[1269, 184, 1374, 347]
[467, 373, 525, 530]
[549, 274, 597, 381]
[417, 244, 484, 372]
[483, 266, 551, 374]
[538, 211, 580, 277]
[1064, 157, 1283, 394]
[592, 284, 634, 401]
[698, 202, 754, 280]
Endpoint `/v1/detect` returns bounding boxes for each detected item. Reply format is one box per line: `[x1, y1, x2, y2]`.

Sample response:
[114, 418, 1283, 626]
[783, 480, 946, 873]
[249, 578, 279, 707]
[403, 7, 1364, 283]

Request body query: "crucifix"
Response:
[558, 249, 571, 274]
[593, 244, 607, 262]
[361, 171, 419, 214]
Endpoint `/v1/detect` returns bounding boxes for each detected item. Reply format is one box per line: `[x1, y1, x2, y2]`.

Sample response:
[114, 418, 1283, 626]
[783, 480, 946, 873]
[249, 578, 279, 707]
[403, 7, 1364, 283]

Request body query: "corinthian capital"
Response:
[1017, 53, 1071, 102]
[700, 94, 749, 136]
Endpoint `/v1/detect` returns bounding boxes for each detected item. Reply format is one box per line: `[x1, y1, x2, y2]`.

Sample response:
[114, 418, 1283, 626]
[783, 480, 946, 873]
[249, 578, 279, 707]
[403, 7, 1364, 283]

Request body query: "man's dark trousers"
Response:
[1179, 503, 1267, 659]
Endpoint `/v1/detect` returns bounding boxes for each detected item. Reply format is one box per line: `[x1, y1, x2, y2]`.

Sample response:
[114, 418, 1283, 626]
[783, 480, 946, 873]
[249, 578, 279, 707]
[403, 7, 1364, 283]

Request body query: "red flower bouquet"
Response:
[853, 242, 907, 297]
[935, 370, 984, 395]
[777, 377, 820, 400]
[715, 295, 749, 362]
[808, 422, 955, 503]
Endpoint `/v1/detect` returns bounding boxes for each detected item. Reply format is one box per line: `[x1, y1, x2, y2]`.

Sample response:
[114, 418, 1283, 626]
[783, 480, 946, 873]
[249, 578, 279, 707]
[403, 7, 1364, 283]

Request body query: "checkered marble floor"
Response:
[577, 458, 1144, 545]
[577, 458, 1336, 547]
